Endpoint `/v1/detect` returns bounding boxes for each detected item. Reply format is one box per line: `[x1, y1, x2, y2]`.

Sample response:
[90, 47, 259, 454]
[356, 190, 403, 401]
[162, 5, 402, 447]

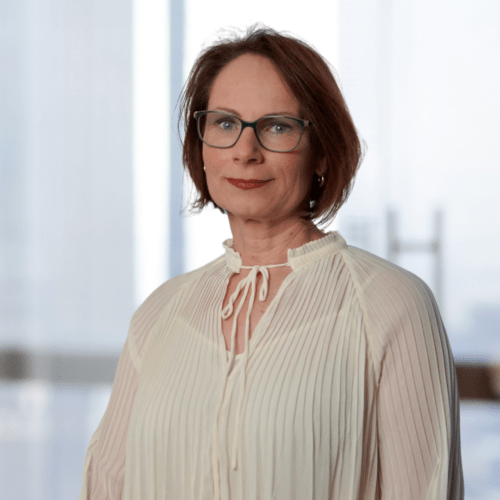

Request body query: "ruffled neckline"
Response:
[222, 231, 346, 272]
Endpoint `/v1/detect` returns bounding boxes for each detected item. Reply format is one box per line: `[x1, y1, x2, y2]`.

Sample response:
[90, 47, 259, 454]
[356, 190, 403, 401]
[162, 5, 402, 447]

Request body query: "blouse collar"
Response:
[222, 231, 346, 273]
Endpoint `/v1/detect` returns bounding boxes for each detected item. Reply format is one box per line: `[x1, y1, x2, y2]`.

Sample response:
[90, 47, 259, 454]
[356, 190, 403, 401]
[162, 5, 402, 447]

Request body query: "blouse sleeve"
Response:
[77, 270, 197, 499]
[78, 336, 139, 500]
[376, 276, 464, 499]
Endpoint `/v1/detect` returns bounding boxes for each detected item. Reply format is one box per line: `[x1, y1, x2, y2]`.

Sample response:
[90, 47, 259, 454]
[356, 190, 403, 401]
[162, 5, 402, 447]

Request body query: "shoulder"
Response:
[339, 244, 434, 303]
[338, 244, 441, 355]
[127, 254, 225, 370]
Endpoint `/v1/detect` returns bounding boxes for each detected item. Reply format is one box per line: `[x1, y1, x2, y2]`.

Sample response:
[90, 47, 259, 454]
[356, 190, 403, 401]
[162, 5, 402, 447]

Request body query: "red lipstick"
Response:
[226, 178, 271, 189]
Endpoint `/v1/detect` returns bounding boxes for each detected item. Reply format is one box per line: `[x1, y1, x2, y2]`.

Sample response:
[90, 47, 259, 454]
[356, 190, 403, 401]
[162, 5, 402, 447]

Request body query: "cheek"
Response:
[203, 146, 227, 175]
[202, 148, 227, 205]
[285, 155, 314, 187]
[291, 160, 315, 203]
[202, 146, 213, 170]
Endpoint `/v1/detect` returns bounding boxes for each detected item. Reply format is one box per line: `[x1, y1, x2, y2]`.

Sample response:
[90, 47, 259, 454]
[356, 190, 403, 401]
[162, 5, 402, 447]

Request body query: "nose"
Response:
[233, 126, 264, 164]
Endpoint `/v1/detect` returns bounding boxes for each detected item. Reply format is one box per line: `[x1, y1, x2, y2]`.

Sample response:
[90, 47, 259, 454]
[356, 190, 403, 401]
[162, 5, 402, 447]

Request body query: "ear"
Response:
[314, 156, 327, 177]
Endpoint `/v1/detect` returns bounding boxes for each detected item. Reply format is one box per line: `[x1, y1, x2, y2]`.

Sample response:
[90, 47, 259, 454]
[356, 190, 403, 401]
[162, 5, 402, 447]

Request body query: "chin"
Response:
[220, 202, 276, 221]
[217, 194, 306, 223]
[226, 207, 272, 221]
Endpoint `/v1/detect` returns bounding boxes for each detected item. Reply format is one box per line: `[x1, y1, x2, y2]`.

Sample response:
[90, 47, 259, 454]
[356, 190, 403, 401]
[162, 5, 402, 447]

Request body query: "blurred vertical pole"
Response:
[169, 0, 185, 277]
[387, 208, 444, 313]
[387, 209, 398, 263]
[434, 209, 443, 314]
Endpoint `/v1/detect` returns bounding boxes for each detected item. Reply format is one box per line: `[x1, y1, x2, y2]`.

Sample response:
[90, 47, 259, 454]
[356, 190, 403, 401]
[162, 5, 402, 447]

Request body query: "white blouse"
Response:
[79, 231, 464, 500]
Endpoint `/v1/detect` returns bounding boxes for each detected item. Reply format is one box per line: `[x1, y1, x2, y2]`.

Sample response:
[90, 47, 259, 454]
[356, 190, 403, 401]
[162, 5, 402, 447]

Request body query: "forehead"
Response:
[207, 54, 301, 116]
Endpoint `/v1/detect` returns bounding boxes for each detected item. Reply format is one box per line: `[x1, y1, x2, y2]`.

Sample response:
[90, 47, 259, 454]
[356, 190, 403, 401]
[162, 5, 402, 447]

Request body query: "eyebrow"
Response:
[212, 107, 299, 118]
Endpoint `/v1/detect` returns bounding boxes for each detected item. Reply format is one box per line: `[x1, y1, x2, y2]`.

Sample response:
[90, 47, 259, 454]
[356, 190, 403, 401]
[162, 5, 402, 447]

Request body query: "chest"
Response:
[221, 269, 291, 355]
[129, 287, 373, 499]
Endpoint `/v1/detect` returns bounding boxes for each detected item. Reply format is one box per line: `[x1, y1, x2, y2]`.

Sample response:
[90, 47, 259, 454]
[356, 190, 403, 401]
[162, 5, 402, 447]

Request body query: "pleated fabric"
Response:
[78, 231, 464, 500]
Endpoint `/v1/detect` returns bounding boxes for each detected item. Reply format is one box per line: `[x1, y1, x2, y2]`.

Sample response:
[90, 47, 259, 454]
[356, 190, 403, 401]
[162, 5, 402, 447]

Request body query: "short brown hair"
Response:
[180, 25, 364, 225]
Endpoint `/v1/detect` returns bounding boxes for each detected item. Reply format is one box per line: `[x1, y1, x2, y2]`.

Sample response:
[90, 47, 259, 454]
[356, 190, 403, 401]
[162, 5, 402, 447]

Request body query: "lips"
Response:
[226, 178, 271, 190]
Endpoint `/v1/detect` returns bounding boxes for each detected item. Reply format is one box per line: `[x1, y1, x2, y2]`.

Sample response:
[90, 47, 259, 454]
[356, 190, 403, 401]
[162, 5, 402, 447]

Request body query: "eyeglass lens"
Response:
[197, 112, 303, 152]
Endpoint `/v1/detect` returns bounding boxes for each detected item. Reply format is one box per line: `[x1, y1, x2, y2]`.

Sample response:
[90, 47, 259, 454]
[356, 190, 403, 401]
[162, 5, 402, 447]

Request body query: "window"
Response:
[1, 0, 499, 498]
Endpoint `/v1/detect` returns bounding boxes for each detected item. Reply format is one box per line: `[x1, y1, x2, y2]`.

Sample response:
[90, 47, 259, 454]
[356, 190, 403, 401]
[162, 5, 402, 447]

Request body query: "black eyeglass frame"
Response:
[193, 110, 313, 153]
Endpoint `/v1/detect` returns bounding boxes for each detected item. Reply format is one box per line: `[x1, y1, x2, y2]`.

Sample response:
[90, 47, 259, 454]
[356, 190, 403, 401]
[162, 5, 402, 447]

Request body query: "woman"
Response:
[79, 26, 464, 499]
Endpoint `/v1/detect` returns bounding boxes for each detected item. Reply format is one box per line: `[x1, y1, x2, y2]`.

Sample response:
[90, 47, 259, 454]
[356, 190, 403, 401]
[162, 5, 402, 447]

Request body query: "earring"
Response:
[318, 174, 325, 187]
[203, 165, 206, 172]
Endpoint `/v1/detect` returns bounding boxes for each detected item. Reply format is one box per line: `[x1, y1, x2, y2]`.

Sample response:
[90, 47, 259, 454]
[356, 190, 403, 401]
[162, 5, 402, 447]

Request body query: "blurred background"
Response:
[1, 0, 499, 498]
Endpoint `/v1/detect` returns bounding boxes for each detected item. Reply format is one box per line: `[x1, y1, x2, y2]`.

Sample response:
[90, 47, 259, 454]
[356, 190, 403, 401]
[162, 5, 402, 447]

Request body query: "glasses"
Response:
[194, 110, 312, 153]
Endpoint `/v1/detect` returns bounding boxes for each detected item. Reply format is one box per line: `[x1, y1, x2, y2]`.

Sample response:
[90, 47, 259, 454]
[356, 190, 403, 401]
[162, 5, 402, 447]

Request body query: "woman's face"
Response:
[203, 53, 324, 224]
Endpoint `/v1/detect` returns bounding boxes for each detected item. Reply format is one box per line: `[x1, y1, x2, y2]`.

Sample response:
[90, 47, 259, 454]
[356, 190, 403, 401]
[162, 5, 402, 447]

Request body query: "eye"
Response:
[265, 121, 289, 134]
[271, 122, 291, 134]
[261, 118, 296, 135]
[213, 115, 239, 131]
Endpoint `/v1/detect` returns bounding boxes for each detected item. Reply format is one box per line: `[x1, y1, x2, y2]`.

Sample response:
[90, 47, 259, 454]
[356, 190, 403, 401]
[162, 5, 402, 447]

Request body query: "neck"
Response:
[227, 214, 325, 266]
